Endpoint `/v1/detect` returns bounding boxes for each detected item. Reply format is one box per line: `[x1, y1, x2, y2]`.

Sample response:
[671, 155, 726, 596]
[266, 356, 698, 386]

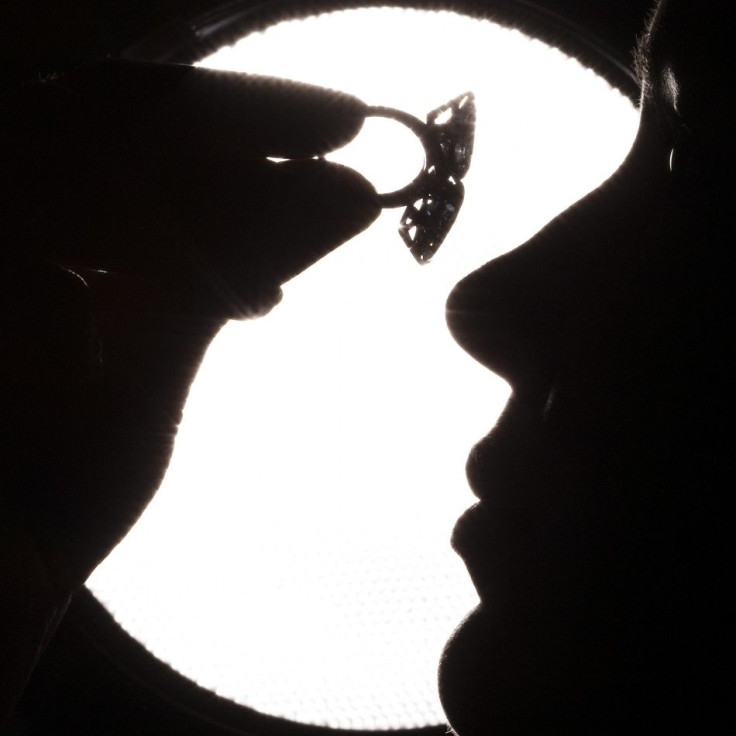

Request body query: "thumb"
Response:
[174, 157, 381, 317]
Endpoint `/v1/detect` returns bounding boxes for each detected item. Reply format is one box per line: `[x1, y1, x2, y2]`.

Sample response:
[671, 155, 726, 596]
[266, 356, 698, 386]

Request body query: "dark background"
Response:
[1, 1, 654, 734]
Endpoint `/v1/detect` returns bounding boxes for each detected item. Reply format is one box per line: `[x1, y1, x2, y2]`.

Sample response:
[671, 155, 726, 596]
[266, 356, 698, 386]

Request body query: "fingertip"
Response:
[299, 158, 382, 226]
[164, 157, 380, 315]
[267, 158, 381, 280]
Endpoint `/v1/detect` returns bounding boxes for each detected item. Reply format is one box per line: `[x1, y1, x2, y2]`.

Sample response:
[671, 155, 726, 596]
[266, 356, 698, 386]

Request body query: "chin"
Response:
[438, 605, 493, 736]
[438, 603, 636, 735]
[438, 604, 554, 736]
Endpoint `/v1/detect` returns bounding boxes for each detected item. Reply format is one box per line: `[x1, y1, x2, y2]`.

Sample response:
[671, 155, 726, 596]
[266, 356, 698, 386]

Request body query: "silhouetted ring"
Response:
[366, 92, 475, 263]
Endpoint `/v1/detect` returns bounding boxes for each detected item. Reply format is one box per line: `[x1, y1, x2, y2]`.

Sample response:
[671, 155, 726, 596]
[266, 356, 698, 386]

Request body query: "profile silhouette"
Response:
[441, 0, 735, 731]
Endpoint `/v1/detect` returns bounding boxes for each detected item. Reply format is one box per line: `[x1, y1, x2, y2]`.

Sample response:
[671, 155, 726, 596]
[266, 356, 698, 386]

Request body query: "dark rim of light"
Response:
[122, 0, 639, 102]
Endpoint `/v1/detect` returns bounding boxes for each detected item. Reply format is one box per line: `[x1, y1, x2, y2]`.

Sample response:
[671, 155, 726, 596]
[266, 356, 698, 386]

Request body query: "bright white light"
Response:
[87, 8, 638, 730]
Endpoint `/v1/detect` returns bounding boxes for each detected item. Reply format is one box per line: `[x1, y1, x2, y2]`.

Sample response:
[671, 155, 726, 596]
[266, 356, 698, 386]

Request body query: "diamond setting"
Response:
[400, 92, 475, 263]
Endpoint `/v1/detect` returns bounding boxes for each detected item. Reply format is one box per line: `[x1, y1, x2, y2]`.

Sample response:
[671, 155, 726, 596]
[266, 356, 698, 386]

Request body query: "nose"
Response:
[445, 236, 571, 394]
[445, 123, 672, 394]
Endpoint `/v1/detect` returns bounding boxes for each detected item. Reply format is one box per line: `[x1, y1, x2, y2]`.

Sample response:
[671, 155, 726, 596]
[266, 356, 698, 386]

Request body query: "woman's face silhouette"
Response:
[438, 0, 735, 730]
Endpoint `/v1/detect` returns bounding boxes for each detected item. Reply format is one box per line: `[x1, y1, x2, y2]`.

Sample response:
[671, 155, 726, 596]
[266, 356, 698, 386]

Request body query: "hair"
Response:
[634, 0, 735, 89]
[632, 0, 663, 88]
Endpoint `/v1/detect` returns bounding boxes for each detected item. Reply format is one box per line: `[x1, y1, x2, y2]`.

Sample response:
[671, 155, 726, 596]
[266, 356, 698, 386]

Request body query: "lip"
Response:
[452, 496, 549, 607]
[451, 500, 527, 601]
[450, 502, 491, 595]
[451, 501, 490, 555]
[464, 433, 495, 502]
[464, 394, 524, 497]
[452, 402, 523, 561]
[451, 499, 508, 587]
[462, 422, 518, 510]
[451, 392, 550, 596]
[463, 389, 551, 509]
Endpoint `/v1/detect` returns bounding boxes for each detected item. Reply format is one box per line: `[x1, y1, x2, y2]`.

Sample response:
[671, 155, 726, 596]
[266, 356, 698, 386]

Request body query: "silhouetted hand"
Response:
[0, 59, 380, 720]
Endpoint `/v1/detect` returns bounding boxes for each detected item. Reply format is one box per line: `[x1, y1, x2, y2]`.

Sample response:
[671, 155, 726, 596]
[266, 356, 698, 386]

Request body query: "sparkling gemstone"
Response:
[398, 178, 464, 264]
[427, 92, 476, 180]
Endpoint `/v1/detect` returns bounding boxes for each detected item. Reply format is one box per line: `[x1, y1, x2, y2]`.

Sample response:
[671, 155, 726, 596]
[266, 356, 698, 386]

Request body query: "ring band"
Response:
[366, 106, 445, 208]
[366, 92, 476, 263]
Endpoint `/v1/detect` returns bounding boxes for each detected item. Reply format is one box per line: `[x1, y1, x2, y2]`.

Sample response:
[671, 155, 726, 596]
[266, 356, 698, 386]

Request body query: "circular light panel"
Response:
[87, 7, 638, 730]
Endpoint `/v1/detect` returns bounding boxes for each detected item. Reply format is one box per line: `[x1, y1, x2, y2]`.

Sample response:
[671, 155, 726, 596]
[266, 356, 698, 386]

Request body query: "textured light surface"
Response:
[87, 8, 638, 730]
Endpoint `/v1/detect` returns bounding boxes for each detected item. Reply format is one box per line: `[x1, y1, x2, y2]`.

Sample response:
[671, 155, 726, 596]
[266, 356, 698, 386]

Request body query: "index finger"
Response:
[61, 58, 368, 160]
